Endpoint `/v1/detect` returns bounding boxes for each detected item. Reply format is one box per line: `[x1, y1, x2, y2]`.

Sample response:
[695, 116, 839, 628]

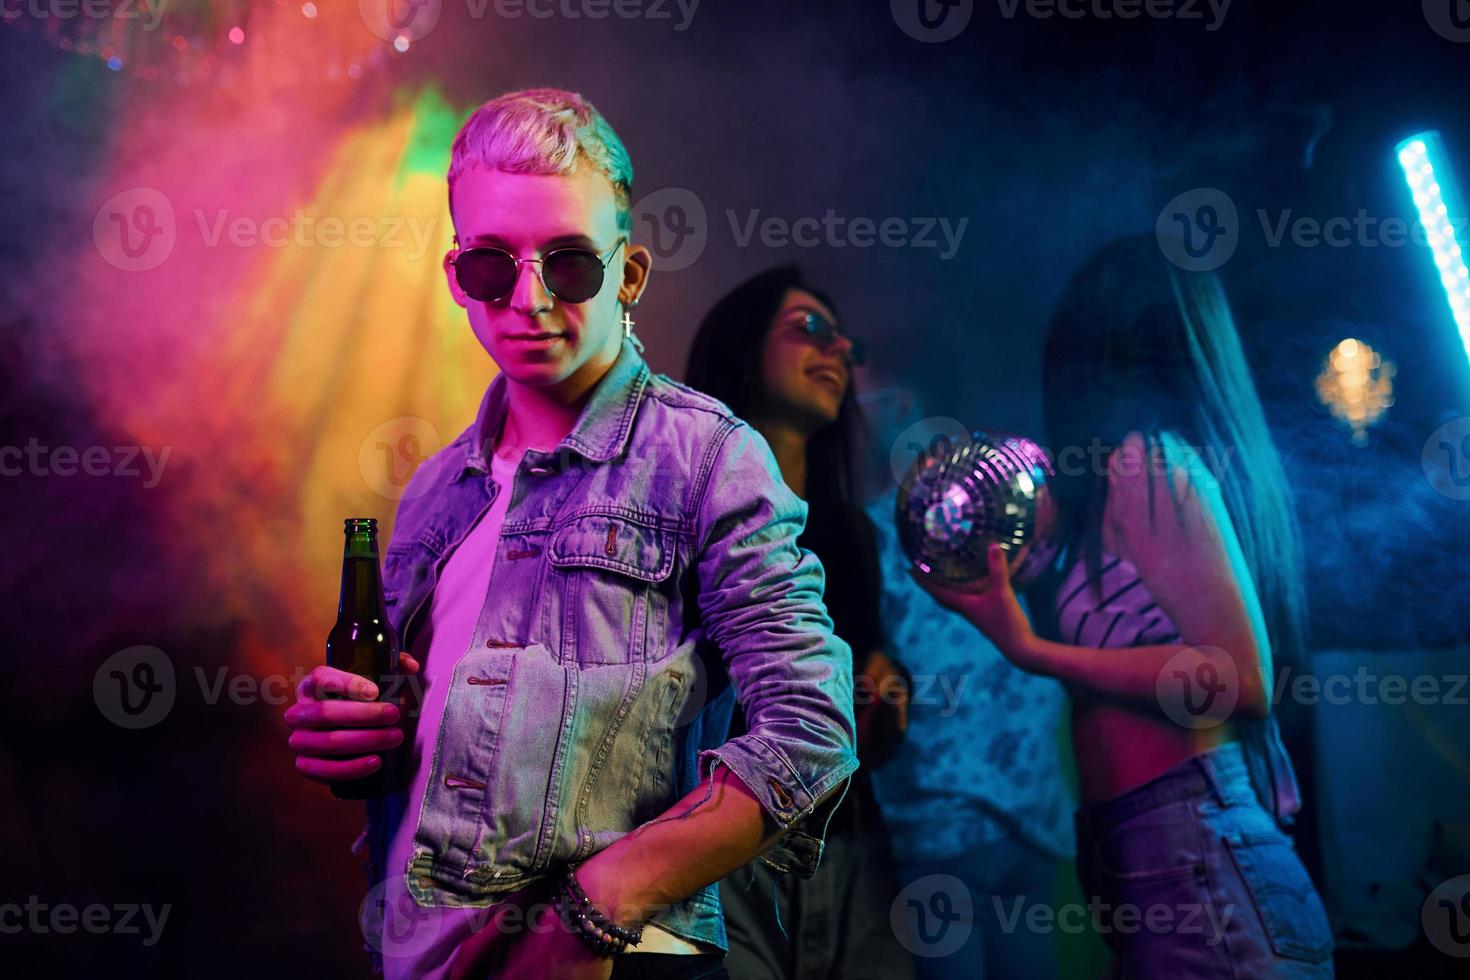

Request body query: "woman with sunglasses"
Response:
[918, 235, 1334, 977]
[686, 266, 915, 979]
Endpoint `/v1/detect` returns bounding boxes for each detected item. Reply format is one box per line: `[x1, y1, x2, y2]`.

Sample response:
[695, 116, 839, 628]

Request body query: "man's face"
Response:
[444, 162, 647, 396]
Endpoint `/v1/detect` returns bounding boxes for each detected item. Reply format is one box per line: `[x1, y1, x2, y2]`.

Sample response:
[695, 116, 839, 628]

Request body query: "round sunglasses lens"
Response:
[805, 314, 840, 342]
[455, 250, 517, 302]
[542, 249, 605, 303]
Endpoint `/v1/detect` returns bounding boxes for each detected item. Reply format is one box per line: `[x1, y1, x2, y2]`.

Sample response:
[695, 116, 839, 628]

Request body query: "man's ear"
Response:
[443, 247, 469, 309]
[618, 241, 652, 308]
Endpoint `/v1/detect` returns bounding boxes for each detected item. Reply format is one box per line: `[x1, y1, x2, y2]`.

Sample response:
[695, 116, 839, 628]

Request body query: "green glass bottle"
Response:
[325, 518, 401, 800]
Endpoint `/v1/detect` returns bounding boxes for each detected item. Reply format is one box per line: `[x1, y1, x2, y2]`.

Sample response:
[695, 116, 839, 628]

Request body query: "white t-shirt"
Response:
[381, 449, 519, 978]
[378, 449, 702, 977]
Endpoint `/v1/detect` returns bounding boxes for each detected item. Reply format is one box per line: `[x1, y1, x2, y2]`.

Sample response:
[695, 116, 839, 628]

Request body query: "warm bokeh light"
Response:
[1315, 337, 1395, 445]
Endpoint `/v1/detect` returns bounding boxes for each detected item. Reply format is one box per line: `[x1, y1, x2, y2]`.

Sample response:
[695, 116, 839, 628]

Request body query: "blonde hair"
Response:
[446, 87, 633, 230]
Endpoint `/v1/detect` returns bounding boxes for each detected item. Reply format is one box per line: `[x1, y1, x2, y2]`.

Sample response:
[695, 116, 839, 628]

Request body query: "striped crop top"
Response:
[1051, 547, 1303, 824]
[1055, 551, 1181, 649]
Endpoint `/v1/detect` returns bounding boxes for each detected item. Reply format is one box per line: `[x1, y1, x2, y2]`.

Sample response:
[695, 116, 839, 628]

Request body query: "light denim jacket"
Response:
[361, 337, 858, 956]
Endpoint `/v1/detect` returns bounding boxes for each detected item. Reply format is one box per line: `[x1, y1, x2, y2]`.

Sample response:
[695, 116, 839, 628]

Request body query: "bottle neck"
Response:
[338, 526, 387, 621]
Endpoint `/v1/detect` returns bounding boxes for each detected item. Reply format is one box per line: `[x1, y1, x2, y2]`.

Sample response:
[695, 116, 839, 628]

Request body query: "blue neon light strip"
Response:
[1397, 131, 1470, 367]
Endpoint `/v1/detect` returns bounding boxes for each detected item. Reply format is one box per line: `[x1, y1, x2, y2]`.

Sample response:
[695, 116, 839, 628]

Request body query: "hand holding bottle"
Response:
[287, 517, 417, 796]
[285, 652, 420, 786]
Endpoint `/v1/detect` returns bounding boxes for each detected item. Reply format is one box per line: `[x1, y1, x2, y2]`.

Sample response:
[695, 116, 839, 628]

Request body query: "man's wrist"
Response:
[571, 856, 645, 932]
[557, 863, 645, 956]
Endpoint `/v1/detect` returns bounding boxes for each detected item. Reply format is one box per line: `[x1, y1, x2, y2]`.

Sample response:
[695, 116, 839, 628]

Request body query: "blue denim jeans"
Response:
[1073, 742, 1335, 978]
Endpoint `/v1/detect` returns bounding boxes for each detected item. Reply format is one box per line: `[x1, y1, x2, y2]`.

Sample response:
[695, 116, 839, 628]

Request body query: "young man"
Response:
[283, 89, 857, 979]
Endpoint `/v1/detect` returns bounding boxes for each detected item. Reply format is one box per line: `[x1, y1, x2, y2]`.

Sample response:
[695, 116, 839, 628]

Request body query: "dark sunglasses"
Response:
[452, 236, 626, 304]
[795, 311, 866, 366]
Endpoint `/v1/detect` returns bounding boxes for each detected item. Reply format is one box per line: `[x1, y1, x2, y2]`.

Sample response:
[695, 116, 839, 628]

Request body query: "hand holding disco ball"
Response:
[895, 431, 1060, 590]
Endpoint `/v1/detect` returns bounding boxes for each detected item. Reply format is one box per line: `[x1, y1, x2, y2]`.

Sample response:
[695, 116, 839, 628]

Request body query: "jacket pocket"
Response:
[407, 643, 574, 903]
[1223, 833, 1334, 964]
[548, 510, 678, 665]
[558, 654, 693, 862]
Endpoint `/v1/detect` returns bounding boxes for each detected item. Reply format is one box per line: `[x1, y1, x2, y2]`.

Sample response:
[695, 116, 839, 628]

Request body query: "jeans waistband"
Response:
[1076, 742, 1253, 835]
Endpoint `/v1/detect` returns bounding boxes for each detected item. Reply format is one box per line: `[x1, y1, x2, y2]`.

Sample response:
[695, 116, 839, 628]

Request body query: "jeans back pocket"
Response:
[1224, 834, 1334, 964]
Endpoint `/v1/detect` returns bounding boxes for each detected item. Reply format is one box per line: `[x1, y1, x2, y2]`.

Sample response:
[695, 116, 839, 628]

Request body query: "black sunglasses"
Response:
[795, 311, 866, 366]
[452, 236, 626, 304]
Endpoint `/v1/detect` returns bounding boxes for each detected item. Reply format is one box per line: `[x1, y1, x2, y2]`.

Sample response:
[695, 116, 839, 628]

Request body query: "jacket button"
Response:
[768, 777, 793, 810]
[444, 773, 486, 791]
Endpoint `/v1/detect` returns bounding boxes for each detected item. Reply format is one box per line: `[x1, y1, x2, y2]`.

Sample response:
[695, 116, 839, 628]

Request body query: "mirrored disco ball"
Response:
[895, 432, 1060, 588]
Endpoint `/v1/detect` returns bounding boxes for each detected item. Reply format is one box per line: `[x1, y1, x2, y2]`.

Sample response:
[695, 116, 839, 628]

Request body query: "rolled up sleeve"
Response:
[691, 421, 859, 877]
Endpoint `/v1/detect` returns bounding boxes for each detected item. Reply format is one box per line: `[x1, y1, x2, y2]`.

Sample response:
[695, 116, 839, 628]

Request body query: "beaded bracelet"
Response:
[556, 865, 643, 956]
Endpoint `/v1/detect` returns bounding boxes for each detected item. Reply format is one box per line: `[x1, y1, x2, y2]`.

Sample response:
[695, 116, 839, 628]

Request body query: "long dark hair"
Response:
[1042, 234, 1307, 669]
[684, 265, 865, 509]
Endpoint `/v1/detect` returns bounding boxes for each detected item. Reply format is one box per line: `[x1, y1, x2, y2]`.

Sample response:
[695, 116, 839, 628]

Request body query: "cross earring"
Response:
[621, 309, 644, 353]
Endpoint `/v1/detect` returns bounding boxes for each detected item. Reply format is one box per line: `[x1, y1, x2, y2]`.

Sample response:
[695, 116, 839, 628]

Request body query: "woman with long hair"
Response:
[686, 265, 914, 979]
[919, 234, 1335, 977]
